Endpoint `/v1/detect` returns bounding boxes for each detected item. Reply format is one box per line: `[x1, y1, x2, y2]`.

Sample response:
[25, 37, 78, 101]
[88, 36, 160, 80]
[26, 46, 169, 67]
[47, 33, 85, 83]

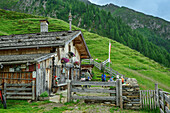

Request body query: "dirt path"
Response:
[125, 68, 169, 90]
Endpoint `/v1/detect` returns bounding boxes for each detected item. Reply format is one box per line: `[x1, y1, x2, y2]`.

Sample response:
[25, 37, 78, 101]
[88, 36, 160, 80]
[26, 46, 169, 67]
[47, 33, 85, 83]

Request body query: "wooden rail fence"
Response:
[93, 60, 125, 78]
[4, 81, 35, 100]
[140, 84, 170, 113]
[67, 79, 123, 108]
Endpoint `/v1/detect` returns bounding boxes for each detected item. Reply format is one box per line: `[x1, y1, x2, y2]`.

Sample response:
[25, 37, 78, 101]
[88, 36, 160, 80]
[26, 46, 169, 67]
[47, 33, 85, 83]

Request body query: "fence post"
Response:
[158, 89, 163, 110]
[164, 92, 169, 113]
[116, 79, 119, 106]
[32, 81, 35, 100]
[119, 79, 123, 109]
[155, 83, 158, 108]
[4, 82, 6, 97]
[71, 68, 74, 81]
[67, 80, 71, 102]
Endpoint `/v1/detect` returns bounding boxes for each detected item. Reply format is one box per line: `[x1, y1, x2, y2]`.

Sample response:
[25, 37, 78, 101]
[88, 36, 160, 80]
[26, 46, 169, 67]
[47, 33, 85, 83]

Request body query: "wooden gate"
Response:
[4, 81, 35, 100]
[140, 90, 157, 109]
[67, 79, 122, 108]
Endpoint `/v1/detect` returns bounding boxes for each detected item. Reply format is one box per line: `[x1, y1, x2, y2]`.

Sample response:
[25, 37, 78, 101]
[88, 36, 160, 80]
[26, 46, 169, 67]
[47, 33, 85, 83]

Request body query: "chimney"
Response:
[68, 10, 72, 33]
[40, 20, 49, 32]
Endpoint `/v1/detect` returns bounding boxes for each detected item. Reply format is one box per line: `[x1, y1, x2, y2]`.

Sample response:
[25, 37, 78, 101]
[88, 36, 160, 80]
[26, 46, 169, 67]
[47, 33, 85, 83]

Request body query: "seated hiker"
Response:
[108, 76, 113, 82]
[121, 76, 124, 84]
[101, 73, 106, 82]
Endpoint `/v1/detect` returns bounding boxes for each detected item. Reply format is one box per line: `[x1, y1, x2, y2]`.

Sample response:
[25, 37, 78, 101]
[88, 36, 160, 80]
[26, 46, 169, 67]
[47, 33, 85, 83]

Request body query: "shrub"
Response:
[40, 91, 48, 97]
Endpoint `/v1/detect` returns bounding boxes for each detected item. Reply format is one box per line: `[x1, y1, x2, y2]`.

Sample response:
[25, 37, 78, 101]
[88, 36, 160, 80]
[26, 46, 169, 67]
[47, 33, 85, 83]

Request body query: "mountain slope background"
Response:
[0, 9, 169, 92]
[0, 0, 170, 67]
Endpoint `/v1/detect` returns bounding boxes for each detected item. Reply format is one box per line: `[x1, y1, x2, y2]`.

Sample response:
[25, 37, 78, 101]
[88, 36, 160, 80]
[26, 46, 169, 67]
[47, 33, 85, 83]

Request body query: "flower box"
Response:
[61, 58, 69, 64]
[73, 61, 79, 66]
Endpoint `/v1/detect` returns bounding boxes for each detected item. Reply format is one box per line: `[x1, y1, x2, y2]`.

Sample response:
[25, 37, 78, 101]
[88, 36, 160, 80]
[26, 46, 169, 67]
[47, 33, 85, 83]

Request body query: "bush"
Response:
[40, 91, 48, 97]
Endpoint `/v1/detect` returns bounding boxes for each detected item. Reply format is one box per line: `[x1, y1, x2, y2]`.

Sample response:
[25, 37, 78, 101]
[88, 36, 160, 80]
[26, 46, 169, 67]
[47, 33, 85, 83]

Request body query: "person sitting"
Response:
[121, 76, 124, 84]
[101, 72, 106, 82]
[108, 76, 113, 82]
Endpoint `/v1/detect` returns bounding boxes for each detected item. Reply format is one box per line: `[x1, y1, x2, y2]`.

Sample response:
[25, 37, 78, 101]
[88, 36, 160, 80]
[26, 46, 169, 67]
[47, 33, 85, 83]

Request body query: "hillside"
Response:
[82, 1, 170, 53]
[0, 9, 169, 92]
[100, 4, 170, 52]
[0, 0, 170, 67]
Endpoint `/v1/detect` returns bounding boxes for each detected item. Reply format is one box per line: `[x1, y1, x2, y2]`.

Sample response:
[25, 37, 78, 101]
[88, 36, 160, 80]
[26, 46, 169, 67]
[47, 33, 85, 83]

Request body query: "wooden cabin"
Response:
[0, 20, 93, 100]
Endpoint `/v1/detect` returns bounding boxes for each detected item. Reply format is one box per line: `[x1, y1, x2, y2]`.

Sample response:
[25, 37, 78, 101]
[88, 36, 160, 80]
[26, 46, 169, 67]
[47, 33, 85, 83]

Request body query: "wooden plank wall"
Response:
[0, 72, 33, 85]
[0, 47, 52, 55]
[36, 58, 53, 98]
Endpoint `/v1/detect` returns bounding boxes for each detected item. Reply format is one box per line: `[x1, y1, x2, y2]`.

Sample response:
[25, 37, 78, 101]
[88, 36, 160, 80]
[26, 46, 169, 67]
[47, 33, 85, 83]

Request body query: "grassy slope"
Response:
[0, 9, 169, 92]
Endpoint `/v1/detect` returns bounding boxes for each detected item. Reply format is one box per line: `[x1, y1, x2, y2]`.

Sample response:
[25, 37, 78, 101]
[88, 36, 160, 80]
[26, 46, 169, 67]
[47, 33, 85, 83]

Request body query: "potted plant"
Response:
[61, 58, 69, 64]
[73, 61, 79, 66]
[38, 91, 49, 101]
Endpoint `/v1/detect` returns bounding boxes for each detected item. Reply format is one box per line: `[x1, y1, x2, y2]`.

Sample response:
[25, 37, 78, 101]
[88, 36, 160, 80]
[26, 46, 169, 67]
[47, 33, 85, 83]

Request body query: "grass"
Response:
[0, 99, 160, 113]
[0, 100, 52, 113]
[0, 9, 169, 92]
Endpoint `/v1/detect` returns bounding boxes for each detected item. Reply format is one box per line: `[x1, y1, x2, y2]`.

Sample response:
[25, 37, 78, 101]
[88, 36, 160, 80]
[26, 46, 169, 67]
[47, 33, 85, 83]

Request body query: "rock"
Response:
[127, 89, 134, 91]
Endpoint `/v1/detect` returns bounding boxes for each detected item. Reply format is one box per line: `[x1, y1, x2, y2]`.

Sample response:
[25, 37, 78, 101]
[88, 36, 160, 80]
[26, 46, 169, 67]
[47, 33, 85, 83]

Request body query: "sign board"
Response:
[32, 71, 36, 78]
[9, 68, 14, 72]
[21, 64, 26, 69]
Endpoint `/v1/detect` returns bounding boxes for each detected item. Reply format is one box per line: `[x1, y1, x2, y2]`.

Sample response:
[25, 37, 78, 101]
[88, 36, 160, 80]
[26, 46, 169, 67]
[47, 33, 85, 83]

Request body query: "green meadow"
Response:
[0, 9, 169, 92]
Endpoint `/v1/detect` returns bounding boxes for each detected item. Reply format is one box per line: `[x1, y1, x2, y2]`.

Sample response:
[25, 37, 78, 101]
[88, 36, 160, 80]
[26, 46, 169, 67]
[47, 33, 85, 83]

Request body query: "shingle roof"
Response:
[0, 31, 81, 50]
[0, 53, 56, 64]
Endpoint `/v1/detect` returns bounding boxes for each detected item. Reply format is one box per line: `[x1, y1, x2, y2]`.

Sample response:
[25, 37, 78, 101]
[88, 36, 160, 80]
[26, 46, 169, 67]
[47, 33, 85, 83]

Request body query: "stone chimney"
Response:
[40, 20, 49, 32]
[68, 11, 72, 33]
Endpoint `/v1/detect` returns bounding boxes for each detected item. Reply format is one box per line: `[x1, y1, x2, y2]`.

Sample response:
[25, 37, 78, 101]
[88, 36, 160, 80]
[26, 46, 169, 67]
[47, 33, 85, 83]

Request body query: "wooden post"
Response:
[158, 89, 163, 110]
[71, 68, 74, 81]
[162, 91, 165, 112]
[116, 79, 119, 106]
[140, 90, 142, 109]
[119, 79, 123, 109]
[75, 69, 78, 81]
[164, 92, 169, 113]
[32, 81, 35, 100]
[67, 80, 71, 102]
[4, 82, 6, 97]
[155, 83, 158, 107]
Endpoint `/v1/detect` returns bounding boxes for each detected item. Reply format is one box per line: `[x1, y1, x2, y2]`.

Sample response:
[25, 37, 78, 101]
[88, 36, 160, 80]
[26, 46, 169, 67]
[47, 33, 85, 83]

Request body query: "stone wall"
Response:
[122, 78, 140, 110]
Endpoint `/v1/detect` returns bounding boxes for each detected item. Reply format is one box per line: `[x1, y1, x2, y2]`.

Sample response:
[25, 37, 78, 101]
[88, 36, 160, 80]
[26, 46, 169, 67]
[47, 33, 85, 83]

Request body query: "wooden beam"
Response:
[71, 88, 116, 93]
[71, 96, 116, 101]
[71, 81, 116, 86]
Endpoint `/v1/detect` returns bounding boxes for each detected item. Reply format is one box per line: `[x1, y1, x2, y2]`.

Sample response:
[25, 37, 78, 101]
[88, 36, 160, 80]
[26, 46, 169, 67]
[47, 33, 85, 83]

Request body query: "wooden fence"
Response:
[94, 61, 101, 70]
[4, 81, 35, 100]
[140, 84, 170, 113]
[140, 90, 157, 109]
[156, 86, 170, 113]
[93, 60, 125, 78]
[67, 79, 123, 108]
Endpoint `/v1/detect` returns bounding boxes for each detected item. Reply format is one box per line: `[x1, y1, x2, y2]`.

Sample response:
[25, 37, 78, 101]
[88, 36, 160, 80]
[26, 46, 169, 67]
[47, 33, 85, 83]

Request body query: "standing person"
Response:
[101, 73, 106, 82]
